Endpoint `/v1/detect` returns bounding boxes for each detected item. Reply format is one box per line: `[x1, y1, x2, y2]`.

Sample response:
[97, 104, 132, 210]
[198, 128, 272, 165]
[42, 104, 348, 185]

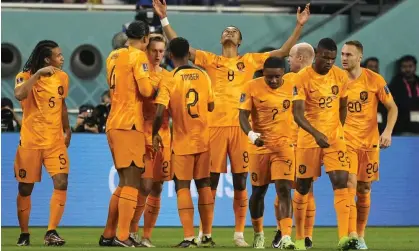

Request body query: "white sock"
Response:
[281, 235, 291, 239]
[184, 236, 195, 241]
[234, 232, 244, 239]
[198, 231, 203, 239]
[204, 234, 211, 238]
[255, 231, 264, 236]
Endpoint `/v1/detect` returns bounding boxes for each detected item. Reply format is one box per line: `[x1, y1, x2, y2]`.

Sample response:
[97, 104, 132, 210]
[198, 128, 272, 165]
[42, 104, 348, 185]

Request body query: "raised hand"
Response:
[153, 0, 167, 19]
[297, 3, 311, 26]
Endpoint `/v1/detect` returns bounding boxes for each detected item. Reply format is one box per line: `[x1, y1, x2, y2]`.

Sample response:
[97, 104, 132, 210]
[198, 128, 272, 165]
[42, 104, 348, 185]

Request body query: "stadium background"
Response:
[1, 0, 419, 229]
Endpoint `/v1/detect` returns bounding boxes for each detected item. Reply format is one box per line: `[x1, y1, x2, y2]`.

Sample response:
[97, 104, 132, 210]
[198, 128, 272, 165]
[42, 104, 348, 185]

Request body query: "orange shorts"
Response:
[142, 145, 172, 181]
[107, 129, 145, 169]
[14, 143, 69, 183]
[172, 151, 211, 180]
[249, 144, 295, 186]
[210, 126, 249, 174]
[347, 146, 380, 182]
[295, 139, 350, 179]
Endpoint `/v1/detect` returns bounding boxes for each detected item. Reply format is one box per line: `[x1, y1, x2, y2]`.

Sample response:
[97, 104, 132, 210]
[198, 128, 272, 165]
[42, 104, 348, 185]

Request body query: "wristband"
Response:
[248, 131, 261, 144]
[161, 17, 169, 27]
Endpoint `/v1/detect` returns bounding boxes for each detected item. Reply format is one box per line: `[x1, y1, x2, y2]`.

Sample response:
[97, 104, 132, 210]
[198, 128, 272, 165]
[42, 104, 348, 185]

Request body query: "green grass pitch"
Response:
[2, 227, 419, 250]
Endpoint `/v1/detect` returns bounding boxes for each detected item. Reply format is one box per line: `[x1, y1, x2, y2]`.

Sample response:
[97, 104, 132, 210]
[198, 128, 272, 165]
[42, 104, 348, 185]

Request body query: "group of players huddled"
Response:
[13, 0, 398, 250]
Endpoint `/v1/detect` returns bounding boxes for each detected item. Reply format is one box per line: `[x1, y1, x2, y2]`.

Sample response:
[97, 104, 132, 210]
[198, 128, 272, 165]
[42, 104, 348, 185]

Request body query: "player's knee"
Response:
[140, 178, 153, 195]
[296, 179, 311, 195]
[276, 181, 292, 199]
[150, 182, 163, 197]
[18, 183, 34, 196]
[210, 172, 220, 190]
[195, 177, 211, 189]
[357, 181, 371, 194]
[232, 172, 248, 191]
[52, 174, 68, 190]
[251, 184, 269, 198]
[175, 178, 190, 192]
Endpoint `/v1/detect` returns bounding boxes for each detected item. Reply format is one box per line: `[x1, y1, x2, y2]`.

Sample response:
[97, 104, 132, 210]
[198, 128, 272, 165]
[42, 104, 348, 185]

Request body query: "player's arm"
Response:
[134, 59, 154, 98]
[378, 81, 398, 148]
[153, 0, 197, 62]
[238, 83, 263, 146]
[61, 99, 72, 147]
[293, 100, 330, 148]
[152, 78, 171, 151]
[14, 67, 57, 101]
[239, 109, 252, 135]
[339, 96, 348, 126]
[206, 72, 215, 112]
[269, 4, 310, 58]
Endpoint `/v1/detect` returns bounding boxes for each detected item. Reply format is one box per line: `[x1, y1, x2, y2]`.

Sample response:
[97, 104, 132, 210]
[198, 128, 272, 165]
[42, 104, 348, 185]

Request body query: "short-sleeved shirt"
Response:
[239, 77, 294, 154]
[195, 50, 270, 127]
[344, 68, 394, 149]
[282, 72, 299, 145]
[105, 46, 151, 132]
[143, 68, 171, 146]
[15, 70, 69, 149]
[155, 65, 214, 155]
[293, 65, 349, 148]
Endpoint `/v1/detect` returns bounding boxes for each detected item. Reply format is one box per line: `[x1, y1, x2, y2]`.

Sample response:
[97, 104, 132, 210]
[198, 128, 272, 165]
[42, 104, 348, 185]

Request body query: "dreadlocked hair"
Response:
[23, 40, 59, 74]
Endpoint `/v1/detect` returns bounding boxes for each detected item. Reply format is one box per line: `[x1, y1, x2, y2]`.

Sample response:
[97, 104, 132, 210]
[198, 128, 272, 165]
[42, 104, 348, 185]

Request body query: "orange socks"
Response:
[251, 217, 263, 233]
[233, 189, 248, 233]
[356, 191, 371, 237]
[129, 193, 147, 233]
[280, 218, 293, 236]
[143, 195, 161, 239]
[198, 187, 215, 235]
[305, 192, 316, 238]
[117, 186, 138, 241]
[348, 188, 357, 235]
[17, 194, 31, 233]
[177, 188, 194, 238]
[293, 191, 308, 240]
[47, 190, 67, 231]
[103, 186, 121, 238]
[274, 196, 281, 230]
[334, 188, 350, 239]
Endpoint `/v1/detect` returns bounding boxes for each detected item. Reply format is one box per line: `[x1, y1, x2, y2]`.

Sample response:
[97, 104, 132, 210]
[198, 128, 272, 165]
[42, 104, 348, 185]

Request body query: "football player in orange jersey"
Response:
[239, 57, 295, 249]
[292, 38, 353, 250]
[13, 40, 71, 246]
[99, 21, 154, 248]
[152, 37, 215, 248]
[341, 41, 397, 250]
[129, 34, 172, 247]
[271, 42, 316, 249]
[152, 0, 310, 245]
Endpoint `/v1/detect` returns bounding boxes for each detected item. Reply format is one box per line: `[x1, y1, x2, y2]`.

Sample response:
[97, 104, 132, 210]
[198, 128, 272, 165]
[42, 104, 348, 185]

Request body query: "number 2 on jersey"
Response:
[186, 89, 199, 118]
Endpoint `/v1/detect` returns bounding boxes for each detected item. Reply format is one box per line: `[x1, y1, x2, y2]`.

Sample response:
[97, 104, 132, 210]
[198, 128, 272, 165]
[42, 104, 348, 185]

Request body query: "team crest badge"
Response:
[18, 169, 27, 179]
[360, 91, 368, 102]
[283, 100, 291, 109]
[142, 63, 149, 72]
[240, 93, 246, 102]
[16, 77, 24, 84]
[58, 86, 64, 96]
[331, 85, 339, 95]
[251, 172, 258, 182]
[299, 165, 307, 174]
[236, 62, 245, 71]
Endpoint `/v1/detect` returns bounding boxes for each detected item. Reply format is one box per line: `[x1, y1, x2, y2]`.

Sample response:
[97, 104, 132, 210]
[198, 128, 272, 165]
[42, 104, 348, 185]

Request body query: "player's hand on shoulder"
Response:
[153, 0, 167, 18]
[152, 134, 163, 152]
[296, 3, 310, 26]
[36, 66, 59, 77]
[254, 138, 264, 147]
[313, 131, 329, 148]
[379, 130, 392, 149]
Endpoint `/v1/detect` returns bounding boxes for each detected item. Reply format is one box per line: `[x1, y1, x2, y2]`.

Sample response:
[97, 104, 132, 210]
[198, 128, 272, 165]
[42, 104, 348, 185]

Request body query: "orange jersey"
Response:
[15, 70, 69, 149]
[344, 68, 393, 149]
[282, 72, 299, 144]
[293, 66, 349, 148]
[105, 46, 153, 132]
[143, 68, 171, 147]
[195, 50, 270, 127]
[155, 65, 214, 155]
[239, 77, 294, 154]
